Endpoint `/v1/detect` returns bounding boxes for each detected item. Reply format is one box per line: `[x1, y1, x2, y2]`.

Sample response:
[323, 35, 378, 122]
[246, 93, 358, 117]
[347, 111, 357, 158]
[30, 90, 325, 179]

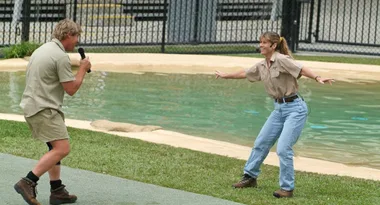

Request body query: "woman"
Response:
[215, 31, 334, 198]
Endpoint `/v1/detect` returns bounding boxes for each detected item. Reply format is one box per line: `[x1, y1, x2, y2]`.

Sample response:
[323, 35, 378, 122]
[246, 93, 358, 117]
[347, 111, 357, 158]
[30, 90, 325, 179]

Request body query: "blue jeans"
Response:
[244, 97, 308, 191]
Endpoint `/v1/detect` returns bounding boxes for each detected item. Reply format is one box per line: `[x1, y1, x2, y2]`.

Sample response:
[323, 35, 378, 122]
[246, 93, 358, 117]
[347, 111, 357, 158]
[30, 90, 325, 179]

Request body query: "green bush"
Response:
[3, 41, 41, 59]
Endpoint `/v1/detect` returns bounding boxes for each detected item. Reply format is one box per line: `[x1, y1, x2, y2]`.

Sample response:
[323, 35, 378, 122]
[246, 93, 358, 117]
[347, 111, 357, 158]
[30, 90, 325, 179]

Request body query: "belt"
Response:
[275, 95, 299, 104]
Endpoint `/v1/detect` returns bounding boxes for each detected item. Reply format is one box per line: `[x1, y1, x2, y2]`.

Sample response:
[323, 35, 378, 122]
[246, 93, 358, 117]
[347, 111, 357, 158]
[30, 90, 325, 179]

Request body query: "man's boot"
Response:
[232, 174, 257, 188]
[50, 185, 77, 205]
[14, 177, 41, 205]
[273, 189, 293, 198]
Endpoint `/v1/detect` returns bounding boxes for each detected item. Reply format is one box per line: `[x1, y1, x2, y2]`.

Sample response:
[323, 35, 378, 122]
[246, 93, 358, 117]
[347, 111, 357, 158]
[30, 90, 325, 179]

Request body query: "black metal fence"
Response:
[0, 0, 379, 55]
[297, 0, 380, 55]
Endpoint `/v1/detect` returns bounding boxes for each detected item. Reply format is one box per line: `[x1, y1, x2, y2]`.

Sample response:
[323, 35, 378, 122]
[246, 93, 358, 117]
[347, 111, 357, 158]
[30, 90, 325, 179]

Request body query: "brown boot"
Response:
[50, 185, 77, 205]
[14, 177, 41, 205]
[273, 189, 293, 198]
[232, 174, 257, 188]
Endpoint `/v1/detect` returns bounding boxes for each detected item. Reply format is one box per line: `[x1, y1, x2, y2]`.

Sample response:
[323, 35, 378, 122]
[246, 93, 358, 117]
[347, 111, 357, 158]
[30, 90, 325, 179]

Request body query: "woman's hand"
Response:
[215, 70, 228, 79]
[316, 76, 335, 85]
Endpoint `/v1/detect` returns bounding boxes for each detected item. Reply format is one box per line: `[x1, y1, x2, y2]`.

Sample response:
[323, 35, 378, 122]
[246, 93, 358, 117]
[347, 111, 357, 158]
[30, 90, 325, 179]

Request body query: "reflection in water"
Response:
[9, 72, 21, 112]
[64, 71, 107, 119]
[0, 71, 380, 169]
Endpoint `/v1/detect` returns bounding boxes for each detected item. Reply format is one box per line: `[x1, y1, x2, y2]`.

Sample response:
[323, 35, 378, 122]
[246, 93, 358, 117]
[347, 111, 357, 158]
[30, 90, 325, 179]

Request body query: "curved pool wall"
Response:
[1, 70, 380, 169]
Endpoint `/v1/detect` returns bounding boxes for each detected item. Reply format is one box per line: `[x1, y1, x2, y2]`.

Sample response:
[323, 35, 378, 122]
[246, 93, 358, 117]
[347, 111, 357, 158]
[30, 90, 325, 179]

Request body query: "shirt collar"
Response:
[270, 52, 278, 62]
[260, 52, 279, 65]
[52, 38, 65, 51]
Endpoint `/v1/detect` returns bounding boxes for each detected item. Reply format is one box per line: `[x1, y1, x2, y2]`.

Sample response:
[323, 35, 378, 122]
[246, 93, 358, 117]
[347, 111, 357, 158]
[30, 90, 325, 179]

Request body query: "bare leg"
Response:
[32, 139, 70, 177]
[48, 165, 61, 181]
[43, 140, 77, 204]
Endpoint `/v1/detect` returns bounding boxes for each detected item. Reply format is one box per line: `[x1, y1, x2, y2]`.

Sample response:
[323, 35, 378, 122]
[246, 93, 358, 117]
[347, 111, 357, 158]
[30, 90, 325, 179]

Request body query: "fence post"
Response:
[161, 0, 168, 53]
[315, 0, 322, 42]
[192, 0, 200, 44]
[281, 0, 292, 46]
[280, 0, 298, 52]
[21, 0, 31, 42]
[73, 0, 78, 22]
[291, 0, 299, 52]
[307, 0, 315, 42]
[167, 0, 216, 44]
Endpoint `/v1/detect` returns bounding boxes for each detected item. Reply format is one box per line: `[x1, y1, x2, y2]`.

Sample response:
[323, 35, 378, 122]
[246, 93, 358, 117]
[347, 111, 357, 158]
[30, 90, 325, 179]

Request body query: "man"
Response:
[14, 19, 91, 205]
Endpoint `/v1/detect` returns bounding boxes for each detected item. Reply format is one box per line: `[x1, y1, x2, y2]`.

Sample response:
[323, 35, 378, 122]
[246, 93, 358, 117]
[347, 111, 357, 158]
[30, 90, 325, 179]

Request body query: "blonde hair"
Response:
[52, 19, 82, 41]
[260, 31, 293, 58]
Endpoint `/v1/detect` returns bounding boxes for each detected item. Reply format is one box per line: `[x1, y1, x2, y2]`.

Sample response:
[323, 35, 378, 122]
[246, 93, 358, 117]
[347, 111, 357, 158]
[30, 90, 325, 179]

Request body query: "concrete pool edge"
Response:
[1, 112, 380, 181]
[0, 53, 380, 82]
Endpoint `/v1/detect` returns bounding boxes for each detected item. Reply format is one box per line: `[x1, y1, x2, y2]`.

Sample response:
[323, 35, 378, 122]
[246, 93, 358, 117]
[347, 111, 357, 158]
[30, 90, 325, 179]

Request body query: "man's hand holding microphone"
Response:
[78, 47, 91, 73]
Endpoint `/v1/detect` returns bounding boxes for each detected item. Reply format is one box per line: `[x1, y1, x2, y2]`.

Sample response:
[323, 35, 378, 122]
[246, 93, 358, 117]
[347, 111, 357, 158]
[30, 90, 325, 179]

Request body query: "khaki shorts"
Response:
[25, 109, 69, 143]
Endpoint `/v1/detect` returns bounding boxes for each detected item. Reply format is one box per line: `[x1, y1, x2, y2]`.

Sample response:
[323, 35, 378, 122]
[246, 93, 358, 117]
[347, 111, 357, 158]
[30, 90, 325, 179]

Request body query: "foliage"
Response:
[3, 41, 41, 59]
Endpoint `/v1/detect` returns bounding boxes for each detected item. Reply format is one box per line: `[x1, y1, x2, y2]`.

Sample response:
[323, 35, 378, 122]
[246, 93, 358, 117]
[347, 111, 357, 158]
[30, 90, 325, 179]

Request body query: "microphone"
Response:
[78, 47, 91, 73]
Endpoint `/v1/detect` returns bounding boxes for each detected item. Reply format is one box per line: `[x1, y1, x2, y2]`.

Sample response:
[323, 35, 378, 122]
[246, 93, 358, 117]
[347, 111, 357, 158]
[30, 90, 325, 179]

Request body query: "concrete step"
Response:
[75, 3, 134, 26]
[76, 3, 124, 14]
[86, 14, 134, 27]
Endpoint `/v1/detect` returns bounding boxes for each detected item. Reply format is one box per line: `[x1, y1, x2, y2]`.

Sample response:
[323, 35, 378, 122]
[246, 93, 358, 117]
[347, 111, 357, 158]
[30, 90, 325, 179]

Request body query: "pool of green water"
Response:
[1, 71, 380, 169]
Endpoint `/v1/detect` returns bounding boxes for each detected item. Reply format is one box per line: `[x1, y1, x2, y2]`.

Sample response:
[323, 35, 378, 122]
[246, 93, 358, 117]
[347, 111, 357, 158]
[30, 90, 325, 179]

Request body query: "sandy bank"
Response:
[1, 53, 380, 82]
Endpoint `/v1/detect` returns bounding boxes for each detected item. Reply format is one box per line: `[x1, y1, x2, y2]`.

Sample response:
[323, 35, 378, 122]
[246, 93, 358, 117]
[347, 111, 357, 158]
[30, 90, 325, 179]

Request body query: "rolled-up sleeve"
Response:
[245, 65, 261, 82]
[57, 56, 75, 83]
[278, 56, 303, 78]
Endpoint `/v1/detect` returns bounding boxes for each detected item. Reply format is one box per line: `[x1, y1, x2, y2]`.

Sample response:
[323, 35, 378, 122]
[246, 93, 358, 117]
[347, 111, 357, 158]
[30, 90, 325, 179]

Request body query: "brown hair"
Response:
[260, 31, 293, 58]
[52, 18, 82, 41]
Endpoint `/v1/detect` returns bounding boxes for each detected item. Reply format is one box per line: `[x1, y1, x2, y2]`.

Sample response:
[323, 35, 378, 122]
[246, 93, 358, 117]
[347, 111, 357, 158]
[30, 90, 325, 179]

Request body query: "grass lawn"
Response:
[1, 119, 379, 205]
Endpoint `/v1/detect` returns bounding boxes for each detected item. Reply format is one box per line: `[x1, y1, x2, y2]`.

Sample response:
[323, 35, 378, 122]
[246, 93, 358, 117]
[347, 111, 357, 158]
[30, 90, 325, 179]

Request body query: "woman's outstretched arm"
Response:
[300, 67, 334, 85]
[215, 69, 247, 79]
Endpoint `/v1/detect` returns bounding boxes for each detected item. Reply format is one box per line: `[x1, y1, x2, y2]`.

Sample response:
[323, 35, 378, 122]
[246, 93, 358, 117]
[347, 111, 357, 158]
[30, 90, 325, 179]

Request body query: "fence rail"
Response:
[0, 0, 379, 55]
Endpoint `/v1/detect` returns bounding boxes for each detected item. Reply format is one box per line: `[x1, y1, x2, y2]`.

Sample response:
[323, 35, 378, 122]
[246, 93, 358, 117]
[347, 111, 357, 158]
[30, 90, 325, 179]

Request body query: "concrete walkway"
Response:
[0, 153, 244, 205]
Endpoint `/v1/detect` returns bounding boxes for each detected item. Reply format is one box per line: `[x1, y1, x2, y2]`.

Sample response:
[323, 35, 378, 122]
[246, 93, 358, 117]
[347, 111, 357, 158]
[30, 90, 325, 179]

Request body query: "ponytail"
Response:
[260, 32, 293, 58]
[277, 37, 293, 58]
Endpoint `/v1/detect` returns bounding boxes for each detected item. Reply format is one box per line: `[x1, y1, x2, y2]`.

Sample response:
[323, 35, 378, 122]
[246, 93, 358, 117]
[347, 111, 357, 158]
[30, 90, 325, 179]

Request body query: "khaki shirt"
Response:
[20, 38, 75, 117]
[245, 52, 302, 99]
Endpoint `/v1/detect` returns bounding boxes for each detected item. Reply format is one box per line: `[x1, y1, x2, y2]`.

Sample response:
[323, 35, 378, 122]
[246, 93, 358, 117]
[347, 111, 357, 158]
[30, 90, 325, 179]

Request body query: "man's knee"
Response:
[56, 146, 70, 157]
[46, 140, 71, 157]
[60, 147, 71, 157]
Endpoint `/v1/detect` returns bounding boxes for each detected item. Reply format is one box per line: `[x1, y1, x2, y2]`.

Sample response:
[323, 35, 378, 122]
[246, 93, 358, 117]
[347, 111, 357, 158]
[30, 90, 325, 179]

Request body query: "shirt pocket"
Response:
[270, 68, 280, 78]
[271, 66, 292, 78]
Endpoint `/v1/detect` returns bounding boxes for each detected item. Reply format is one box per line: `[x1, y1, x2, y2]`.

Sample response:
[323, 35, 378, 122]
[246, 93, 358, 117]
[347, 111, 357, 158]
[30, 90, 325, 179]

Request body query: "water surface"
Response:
[1, 71, 380, 169]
